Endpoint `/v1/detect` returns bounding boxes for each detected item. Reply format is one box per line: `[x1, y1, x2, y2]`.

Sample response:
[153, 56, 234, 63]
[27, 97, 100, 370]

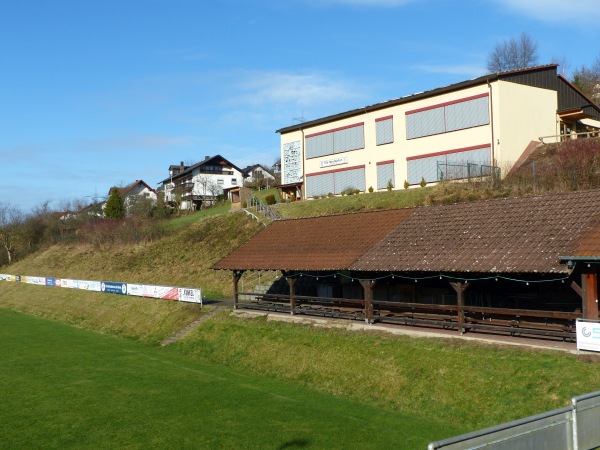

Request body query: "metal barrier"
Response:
[428, 390, 600, 450]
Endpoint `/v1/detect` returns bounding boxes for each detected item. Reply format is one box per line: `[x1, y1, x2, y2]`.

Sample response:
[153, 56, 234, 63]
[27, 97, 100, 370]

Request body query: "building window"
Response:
[377, 160, 395, 189]
[231, 178, 237, 185]
[405, 94, 489, 139]
[305, 165, 366, 198]
[217, 179, 224, 185]
[305, 123, 365, 159]
[376, 116, 393, 145]
[407, 145, 491, 185]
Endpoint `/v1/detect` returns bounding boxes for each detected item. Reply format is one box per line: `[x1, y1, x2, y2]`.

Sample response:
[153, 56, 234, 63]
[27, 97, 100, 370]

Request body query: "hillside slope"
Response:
[5, 211, 263, 298]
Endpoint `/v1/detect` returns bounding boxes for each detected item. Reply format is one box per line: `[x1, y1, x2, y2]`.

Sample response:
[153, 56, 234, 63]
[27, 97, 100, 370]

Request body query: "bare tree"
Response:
[572, 55, 600, 105]
[207, 180, 222, 202]
[195, 174, 211, 197]
[551, 56, 571, 78]
[487, 32, 539, 73]
[0, 203, 23, 264]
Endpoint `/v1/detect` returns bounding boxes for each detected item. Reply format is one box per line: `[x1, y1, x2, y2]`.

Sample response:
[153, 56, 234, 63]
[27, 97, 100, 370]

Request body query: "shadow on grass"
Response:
[277, 438, 311, 449]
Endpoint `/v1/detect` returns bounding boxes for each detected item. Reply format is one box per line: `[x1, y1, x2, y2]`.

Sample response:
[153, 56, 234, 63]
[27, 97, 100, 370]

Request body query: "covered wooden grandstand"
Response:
[213, 189, 600, 341]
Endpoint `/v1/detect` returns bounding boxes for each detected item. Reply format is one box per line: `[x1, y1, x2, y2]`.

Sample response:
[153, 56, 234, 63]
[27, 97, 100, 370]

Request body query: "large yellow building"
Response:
[277, 65, 600, 199]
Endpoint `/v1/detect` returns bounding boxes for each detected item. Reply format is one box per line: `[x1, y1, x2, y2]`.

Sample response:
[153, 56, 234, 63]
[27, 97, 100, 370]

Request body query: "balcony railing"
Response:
[199, 169, 234, 175]
[539, 130, 600, 144]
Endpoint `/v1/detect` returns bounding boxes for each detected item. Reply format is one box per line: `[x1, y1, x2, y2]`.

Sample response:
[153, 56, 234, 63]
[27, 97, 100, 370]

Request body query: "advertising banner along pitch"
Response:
[576, 319, 600, 353]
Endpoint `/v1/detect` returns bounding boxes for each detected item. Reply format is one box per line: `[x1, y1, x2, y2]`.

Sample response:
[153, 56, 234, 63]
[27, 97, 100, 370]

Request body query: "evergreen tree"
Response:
[104, 188, 125, 219]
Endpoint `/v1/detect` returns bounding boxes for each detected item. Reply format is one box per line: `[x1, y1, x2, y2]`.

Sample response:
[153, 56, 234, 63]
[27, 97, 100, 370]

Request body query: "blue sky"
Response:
[2, 0, 599, 212]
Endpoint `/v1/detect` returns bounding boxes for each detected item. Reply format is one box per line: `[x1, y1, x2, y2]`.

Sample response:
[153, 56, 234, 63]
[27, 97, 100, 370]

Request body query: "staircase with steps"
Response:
[160, 306, 223, 346]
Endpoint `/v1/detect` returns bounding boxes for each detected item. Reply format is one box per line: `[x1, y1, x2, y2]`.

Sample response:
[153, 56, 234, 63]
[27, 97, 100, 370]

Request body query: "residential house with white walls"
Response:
[242, 164, 276, 189]
[102, 180, 157, 216]
[159, 155, 244, 210]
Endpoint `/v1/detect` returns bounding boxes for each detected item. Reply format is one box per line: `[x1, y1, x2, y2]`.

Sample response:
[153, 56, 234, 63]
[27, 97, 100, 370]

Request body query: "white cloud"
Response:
[413, 63, 487, 78]
[234, 71, 364, 108]
[493, 0, 600, 23]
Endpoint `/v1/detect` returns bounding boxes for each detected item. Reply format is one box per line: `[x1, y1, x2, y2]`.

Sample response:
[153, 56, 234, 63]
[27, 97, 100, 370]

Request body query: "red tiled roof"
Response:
[212, 209, 413, 271]
[352, 190, 600, 274]
[213, 189, 600, 274]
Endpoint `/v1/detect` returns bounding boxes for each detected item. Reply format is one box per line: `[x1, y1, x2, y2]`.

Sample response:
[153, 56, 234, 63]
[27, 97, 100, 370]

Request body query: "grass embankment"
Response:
[0, 282, 204, 345]
[1, 309, 458, 449]
[6, 211, 263, 298]
[172, 312, 600, 429]
[162, 202, 232, 231]
[277, 187, 433, 218]
[275, 183, 518, 219]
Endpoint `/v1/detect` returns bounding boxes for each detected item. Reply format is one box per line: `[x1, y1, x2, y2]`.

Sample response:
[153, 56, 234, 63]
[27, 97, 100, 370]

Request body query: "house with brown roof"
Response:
[277, 65, 600, 200]
[214, 188, 600, 340]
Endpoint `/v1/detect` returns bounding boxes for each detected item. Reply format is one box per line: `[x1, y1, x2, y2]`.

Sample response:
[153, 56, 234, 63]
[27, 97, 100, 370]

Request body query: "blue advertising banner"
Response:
[45, 277, 56, 286]
[101, 281, 127, 295]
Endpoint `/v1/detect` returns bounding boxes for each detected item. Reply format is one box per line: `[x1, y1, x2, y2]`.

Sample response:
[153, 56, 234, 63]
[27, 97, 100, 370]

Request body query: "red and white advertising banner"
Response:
[149, 285, 180, 300]
[127, 283, 201, 304]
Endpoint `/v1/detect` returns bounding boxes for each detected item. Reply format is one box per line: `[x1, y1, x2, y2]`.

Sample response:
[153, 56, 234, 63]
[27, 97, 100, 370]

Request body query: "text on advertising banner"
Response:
[101, 281, 127, 295]
[179, 288, 202, 304]
[25, 276, 46, 286]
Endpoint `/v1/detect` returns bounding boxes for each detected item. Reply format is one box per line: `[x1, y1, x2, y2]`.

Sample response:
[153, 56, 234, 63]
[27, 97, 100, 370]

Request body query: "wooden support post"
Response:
[450, 282, 470, 335]
[581, 270, 599, 319]
[233, 270, 244, 310]
[286, 276, 297, 315]
[359, 279, 375, 324]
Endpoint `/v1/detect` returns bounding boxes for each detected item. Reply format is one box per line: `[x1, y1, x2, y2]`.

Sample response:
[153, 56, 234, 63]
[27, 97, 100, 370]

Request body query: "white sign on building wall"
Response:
[320, 157, 348, 168]
[283, 140, 302, 184]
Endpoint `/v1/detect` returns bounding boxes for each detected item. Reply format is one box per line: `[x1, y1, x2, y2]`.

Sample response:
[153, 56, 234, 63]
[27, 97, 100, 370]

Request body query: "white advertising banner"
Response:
[178, 287, 202, 304]
[127, 283, 147, 297]
[576, 319, 600, 353]
[25, 276, 46, 286]
[61, 279, 102, 291]
[5, 273, 201, 306]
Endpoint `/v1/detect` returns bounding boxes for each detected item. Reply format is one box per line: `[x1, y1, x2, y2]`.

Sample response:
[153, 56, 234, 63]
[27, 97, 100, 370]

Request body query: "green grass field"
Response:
[2, 182, 600, 448]
[0, 308, 463, 449]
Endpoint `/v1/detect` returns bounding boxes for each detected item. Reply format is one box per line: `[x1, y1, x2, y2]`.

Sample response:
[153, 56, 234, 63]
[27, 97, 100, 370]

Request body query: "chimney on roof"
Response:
[180, 161, 184, 171]
[205, 155, 210, 160]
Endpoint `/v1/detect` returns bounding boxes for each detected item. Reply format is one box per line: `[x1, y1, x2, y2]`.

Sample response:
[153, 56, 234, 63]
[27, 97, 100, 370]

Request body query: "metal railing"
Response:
[246, 196, 282, 221]
[539, 131, 600, 144]
[436, 162, 501, 182]
[239, 270, 281, 294]
[428, 390, 600, 450]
